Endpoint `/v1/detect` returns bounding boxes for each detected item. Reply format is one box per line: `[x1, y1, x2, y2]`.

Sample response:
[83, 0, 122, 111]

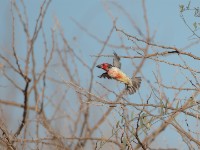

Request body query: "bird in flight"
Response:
[96, 52, 141, 95]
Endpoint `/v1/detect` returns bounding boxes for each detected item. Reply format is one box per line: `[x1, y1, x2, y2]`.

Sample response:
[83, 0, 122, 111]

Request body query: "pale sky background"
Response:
[0, 0, 200, 149]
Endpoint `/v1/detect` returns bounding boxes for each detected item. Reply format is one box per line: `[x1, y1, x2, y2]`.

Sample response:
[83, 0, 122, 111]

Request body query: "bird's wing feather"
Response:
[113, 51, 121, 69]
[98, 73, 112, 79]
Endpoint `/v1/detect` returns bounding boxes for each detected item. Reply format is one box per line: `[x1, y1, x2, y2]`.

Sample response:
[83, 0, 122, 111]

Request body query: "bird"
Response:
[96, 52, 141, 95]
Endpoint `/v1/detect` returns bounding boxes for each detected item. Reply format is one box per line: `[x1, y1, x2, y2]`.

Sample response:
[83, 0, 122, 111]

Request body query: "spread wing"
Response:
[113, 51, 121, 69]
[98, 73, 112, 79]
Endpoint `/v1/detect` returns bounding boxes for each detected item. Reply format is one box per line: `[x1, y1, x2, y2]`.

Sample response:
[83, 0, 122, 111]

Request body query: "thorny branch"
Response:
[1, 1, 200, 150]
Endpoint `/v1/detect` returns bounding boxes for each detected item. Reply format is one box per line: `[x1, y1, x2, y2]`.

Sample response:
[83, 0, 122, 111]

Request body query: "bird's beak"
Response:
[96, 64, 102, 68]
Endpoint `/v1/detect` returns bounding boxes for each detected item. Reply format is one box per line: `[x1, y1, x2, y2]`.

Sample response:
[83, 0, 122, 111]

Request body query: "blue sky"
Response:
[0, 0, 200, 149]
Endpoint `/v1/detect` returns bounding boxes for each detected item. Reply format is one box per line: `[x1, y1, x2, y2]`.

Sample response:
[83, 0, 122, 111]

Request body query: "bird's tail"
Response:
[125, 77, 141, 95]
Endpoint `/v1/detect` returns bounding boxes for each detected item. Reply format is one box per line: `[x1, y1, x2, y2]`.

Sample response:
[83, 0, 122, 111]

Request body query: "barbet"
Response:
[96, 52, 141, 95]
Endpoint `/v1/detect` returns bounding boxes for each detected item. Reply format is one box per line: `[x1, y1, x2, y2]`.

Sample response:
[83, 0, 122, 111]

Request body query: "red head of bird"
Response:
[96, 63, 112, 71]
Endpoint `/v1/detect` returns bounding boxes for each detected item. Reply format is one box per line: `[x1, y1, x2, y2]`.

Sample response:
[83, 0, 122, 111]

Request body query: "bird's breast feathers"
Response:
[107, 67, 131, 84]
